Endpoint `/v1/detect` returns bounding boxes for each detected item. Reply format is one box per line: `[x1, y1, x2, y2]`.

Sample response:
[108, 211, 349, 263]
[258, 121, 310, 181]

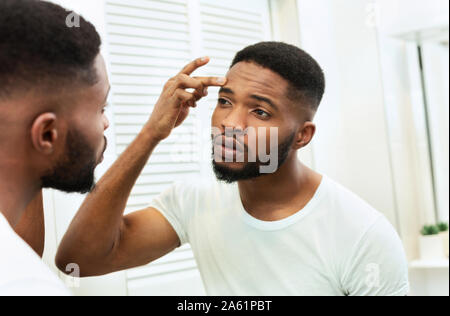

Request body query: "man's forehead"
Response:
[225, 62, 289, 97]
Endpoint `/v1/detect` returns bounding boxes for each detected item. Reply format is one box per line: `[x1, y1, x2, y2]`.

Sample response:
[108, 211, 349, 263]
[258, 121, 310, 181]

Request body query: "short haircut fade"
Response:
[0, 0, 101, 99]
[231, 42, 325, 111]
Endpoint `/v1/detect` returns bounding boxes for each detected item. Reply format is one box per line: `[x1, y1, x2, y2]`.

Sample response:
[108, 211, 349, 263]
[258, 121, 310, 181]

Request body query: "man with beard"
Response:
[0, 0, 109, 295]
[0, 0, 222, 296]
[56, 42, 409, 296]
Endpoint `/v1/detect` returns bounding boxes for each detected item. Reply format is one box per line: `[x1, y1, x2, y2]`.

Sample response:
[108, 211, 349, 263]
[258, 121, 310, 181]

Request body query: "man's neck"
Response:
[0, 164, 40, 228]
[237, 155, 322, 221]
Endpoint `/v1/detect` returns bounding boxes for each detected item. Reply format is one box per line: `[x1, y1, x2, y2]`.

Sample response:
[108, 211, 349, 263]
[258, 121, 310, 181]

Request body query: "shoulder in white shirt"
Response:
[148, 175, 410, 296]
[0, 212, 71, 296]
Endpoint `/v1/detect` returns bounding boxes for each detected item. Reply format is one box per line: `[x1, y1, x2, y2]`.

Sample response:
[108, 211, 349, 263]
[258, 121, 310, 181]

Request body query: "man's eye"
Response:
[218, 98, 231, 106]
[102, 104, 109, 114]
[254, 109, 270, 118]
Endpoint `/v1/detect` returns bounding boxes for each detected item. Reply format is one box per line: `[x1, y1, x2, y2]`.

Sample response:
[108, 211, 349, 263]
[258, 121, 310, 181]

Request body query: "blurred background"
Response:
[41, 0, 448, 296]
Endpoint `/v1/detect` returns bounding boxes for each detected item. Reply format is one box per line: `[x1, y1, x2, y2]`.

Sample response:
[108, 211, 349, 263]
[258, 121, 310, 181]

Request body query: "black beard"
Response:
[212, 132, 296, 184]
[41, 129, 97, 194]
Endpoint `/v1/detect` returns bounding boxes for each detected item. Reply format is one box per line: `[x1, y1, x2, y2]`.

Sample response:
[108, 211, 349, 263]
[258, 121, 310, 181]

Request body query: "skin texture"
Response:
[55, 60, 322, 277]
[0, 54, 110, 252]
[14, 191, 45, 257]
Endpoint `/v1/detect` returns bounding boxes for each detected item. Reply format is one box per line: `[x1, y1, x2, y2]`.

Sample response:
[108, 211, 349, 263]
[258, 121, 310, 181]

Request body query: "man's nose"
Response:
[221, 107, 247, 132]
[103, 114, 110, 131]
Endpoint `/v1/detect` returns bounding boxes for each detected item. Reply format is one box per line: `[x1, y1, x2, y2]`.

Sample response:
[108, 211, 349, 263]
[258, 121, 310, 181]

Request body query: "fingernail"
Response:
[217, 77, 226, 84]
[203, 88, 208, 96]
[201, 56, 209, 62]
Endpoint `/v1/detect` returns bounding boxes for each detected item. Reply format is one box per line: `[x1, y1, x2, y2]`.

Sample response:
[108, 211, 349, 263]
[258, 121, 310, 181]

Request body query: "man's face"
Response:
[211, 62, 301, 183]
[41, 54, 110, 193]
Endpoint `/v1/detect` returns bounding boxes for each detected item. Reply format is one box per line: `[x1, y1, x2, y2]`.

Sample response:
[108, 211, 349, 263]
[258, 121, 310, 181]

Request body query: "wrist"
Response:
[140, 123, 164, 145]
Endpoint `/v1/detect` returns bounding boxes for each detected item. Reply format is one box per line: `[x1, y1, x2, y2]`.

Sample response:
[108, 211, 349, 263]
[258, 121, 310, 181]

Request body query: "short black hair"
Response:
[0, 0, 101, 99]
[231, 42, 325, 111]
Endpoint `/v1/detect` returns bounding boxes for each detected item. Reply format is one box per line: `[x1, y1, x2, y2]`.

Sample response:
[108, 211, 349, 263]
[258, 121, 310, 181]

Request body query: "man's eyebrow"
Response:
[218, 87, 234, 95]
[219, 87, 278, 111]
[250, 94, 278, 111]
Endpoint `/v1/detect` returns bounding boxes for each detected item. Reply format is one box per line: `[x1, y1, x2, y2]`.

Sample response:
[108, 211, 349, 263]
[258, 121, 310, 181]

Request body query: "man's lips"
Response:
[103, 136, 108, 154]
[213, 136, 245, 153]
[98, 137, 108, 164]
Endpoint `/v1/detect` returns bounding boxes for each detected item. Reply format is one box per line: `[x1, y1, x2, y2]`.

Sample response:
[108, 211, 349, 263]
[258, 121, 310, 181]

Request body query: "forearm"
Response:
[56, 57, 225, 275]
[56, 125, 161, 271]
[14, 190, 45, 257]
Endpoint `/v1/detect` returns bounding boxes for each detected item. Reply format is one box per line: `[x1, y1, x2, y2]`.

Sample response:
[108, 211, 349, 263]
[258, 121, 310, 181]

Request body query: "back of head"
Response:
[0, 0, 102, 100]
[0, 0, 107, 195]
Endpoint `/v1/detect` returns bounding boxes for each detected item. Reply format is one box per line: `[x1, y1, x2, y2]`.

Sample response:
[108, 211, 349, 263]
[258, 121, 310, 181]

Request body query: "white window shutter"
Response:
[104, 0, 271, 296]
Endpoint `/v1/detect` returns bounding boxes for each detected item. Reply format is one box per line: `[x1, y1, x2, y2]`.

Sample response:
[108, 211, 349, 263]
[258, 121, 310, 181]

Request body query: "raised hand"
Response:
[147, 57, 227, 141]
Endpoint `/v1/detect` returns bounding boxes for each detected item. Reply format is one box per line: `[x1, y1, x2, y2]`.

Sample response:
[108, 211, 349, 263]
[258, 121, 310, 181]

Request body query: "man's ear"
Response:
[30, 113, 58, 155]
[293, 121, 316, 150]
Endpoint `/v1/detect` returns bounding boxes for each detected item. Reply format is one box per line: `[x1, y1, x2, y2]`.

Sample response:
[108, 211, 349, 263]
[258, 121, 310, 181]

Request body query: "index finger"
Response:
[193, 76, 227, 87]
[178, 56, 210, 76]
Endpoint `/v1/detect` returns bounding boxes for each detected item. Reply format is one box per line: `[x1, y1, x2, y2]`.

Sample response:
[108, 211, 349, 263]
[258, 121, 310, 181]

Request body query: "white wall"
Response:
[295, 0, 449, 296]
[376, 38, 432, 261]
[296, 0, 400, 231]
[421, 42, 449, 223]
[375, 0, 449, 257]
[376, 0, 449, 38]
[374, 0, 449, 296]
[270, 0, 315, 168]
[295, 0, 449, 265]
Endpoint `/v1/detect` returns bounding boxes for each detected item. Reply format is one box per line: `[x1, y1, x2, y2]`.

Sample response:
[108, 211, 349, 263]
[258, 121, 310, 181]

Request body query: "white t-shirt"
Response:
[148, 175, 410, 296]
[0, 212, 71, 296]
